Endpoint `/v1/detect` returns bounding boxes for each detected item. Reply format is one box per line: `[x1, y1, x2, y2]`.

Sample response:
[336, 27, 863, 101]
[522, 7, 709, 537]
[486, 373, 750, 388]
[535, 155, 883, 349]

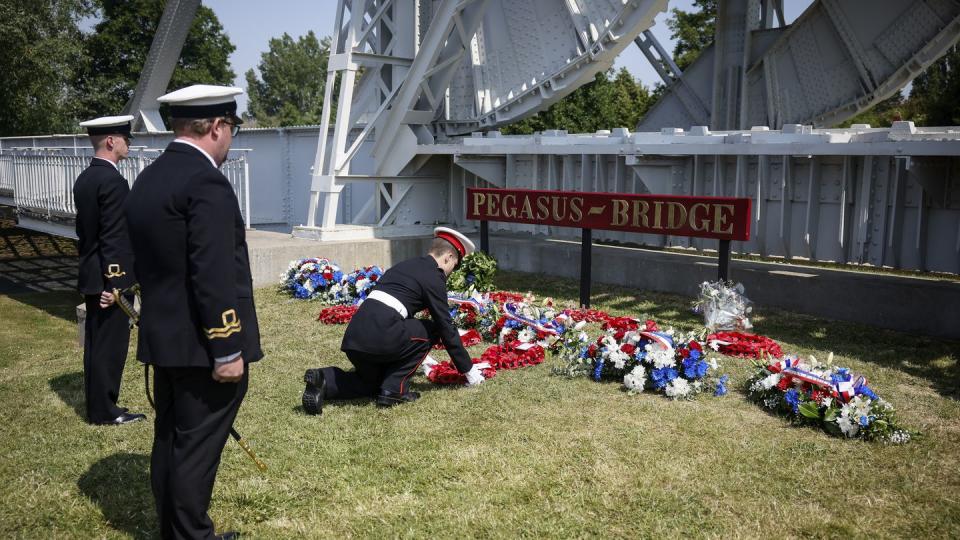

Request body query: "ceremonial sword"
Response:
[112, 285, 268, 472]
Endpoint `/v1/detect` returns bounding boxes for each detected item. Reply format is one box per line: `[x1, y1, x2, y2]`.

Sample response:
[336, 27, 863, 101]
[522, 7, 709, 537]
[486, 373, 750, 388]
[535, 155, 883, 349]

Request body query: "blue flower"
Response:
[859, 415, 870, 427]
[784, 388, 800, 414]
[467, 274, 476, 283]
[689, 349, 701, 361]
[294, 284, 310, 299]
[856, 384, 878, 400]
[714, 375, 729, 397]
[333, 270, 344, 282]
[593, 359, 605, 381]
[579, 346, 589, 359]
[682, 358, 709, 379]
[650, 367, 678, 389]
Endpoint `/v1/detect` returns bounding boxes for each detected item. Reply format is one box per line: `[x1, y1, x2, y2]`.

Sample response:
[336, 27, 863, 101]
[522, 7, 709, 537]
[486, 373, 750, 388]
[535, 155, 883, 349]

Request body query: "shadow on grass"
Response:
[49, 371, 86, 420]
[494, 270, 960, 399]
[6, 290, 80, 323]
[78, 452, 156, 540]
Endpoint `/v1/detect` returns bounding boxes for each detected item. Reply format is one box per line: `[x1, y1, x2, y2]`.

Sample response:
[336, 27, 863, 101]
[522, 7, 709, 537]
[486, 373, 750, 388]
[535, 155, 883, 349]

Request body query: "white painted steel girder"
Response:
[122, 0, 201, 132]
[424, 124, 960, 274]
[641, 0, 960, 131]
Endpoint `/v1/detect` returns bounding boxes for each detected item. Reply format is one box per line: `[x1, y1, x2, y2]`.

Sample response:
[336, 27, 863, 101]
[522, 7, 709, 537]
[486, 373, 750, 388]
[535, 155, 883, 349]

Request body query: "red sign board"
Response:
[466, 188, 751, 241]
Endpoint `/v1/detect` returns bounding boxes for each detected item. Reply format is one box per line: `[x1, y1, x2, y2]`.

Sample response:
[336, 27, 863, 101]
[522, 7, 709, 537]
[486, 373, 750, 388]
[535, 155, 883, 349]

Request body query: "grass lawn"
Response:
[0, 271, 958, 538]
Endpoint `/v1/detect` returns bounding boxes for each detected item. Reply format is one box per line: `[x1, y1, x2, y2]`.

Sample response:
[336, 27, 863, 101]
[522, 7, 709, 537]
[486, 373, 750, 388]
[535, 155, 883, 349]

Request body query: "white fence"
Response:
[1, 147, 251, 228]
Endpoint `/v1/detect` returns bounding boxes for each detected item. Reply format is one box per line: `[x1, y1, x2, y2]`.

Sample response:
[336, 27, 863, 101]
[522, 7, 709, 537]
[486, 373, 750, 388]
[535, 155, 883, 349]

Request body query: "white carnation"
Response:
[517, 327, 535, 343]
[623, 365, 646, 391]
[646, 347, 676, 369]
[760, 373, 782, 390]
[607, 349, 630, 370]
[665, 378, 691, 399]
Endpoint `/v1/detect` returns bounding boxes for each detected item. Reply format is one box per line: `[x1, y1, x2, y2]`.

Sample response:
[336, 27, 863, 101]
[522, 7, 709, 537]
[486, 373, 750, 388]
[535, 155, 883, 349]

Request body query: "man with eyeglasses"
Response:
[74, 115, 145, 426]
[302, 227, 486, 414]
[126, 85, 261, 540]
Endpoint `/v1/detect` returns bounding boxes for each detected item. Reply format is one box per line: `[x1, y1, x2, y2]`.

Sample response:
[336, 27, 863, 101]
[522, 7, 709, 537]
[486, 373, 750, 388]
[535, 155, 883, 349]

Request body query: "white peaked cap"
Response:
[157, 85, 243, 106]
[433, 227, 475, 258]
[79, 115, 135, 128]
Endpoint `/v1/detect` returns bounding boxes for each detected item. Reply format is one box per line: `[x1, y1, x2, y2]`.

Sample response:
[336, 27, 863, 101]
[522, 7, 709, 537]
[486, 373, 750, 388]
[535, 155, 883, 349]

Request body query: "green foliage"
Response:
[447, 251, 498, 293]
[244, 32, 335, 127]
[909, 45, 960, 126]
[837, 92, 905, 128]
[666, 0, 717, 71]
[501, 69, 653, 134]
[0, 0, 93, 136]
[76, 0, 236, 121]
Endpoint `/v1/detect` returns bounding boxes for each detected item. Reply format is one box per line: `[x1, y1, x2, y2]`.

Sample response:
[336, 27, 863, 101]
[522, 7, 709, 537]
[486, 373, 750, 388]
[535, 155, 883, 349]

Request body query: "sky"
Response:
[204, 0, 814, 114]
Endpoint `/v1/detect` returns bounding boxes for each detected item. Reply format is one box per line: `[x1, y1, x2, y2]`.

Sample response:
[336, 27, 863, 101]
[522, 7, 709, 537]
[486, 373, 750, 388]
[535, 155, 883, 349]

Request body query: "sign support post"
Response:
[718, 239, 731, 281]
[580, 228, 592, 307]
[479, 220, 489, 254]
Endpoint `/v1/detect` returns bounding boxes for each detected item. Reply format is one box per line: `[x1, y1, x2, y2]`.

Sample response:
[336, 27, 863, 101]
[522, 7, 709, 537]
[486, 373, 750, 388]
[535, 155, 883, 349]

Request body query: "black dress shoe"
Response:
[216, 532, 239, 540]
[302, 368, 326, 415]
[376, 390, 420, 408]
[95, 411, 146, 426]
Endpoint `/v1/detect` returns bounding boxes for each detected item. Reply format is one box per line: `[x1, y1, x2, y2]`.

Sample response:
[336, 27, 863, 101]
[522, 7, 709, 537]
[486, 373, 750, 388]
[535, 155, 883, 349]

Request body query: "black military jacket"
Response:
[342, 255, 472, 373]
[73, 158, 136, 295]
[125, 142, 262, 368]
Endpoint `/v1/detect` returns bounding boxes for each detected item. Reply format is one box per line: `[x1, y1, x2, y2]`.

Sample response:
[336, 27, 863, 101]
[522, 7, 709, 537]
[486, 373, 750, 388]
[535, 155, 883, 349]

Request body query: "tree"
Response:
[838, 92, 904, 128]
[0, 0, 93, 136]
[666, 0, 717, 71]
[501, 68, 653, 135]
[77, 0, 236, 122]
[909, 45, 960, 126]
[244, 32, 334, 127]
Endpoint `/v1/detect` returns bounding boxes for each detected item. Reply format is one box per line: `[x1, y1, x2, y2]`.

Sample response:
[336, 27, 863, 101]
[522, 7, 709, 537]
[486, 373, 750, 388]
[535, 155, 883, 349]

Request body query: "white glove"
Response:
[464, 365, 485, 386]
[420, 355, 439, 376]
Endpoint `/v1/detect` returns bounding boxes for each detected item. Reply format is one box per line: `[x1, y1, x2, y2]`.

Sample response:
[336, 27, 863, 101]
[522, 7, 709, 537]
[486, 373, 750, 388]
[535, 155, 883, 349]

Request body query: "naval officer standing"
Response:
[74, 115, 145, 426]
[302, 227, 485, 414]
[125, 85, 261, 540]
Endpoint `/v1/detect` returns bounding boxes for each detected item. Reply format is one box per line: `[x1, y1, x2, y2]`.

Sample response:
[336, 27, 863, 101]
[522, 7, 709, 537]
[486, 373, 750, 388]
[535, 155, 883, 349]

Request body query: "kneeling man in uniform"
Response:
[302, 227, 485, 413]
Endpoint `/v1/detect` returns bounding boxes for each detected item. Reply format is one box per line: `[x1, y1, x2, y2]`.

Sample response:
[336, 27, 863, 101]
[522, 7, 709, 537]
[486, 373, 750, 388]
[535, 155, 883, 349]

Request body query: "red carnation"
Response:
[620, 343, 636, 355]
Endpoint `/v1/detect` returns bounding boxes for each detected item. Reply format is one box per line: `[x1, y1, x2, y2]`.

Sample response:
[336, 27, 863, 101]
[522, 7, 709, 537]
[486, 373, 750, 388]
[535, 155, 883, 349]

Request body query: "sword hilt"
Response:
[112, 285, 140, 325]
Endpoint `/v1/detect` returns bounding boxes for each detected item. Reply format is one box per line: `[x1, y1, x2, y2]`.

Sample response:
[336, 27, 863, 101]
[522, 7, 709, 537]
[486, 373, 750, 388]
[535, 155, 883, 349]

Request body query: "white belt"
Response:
[367, 290, 408, 318]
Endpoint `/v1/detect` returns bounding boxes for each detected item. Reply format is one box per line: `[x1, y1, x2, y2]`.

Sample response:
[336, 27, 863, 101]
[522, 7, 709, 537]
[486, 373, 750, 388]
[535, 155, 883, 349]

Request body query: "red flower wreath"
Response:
[563, 308, 612, 323]
[317, 305, 358, 324]
[489, 291, 526, 304]
[707, 331, 783, 359]
[433, 328, 483, 350]
[425, 358, 497, 385]
[479, 342, 545, 370]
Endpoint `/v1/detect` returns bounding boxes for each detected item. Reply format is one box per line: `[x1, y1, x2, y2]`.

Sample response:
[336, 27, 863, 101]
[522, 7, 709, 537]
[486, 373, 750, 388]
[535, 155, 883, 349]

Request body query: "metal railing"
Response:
[2, 147, 251, 229]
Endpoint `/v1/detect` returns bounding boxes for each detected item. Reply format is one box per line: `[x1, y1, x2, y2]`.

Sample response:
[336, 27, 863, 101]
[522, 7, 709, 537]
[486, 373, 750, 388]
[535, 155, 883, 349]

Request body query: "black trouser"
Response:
[151, 365, 248, 540]
[83, 294, 131, 423]
[323, 318, 438, 399]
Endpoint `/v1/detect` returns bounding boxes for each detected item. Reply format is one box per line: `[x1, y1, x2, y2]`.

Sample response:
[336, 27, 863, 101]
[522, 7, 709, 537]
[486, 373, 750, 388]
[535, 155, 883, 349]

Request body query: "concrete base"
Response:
[292, 224, 439, 242]
[246, 228, 433, 287]
[246, 229, 959, 339]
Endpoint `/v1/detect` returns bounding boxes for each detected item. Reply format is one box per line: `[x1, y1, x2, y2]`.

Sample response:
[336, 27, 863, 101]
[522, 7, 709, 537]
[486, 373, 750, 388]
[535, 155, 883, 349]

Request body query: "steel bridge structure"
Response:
[2, 0, 960, 274]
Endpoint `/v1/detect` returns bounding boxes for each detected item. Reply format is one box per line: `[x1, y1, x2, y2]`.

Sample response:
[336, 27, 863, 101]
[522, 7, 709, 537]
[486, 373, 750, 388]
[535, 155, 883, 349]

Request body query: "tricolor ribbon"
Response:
[447, 292, 490, 311]
[766, 358, 867, 403]
[636, 331, 673, 351]
[502, 302, 562, 336]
